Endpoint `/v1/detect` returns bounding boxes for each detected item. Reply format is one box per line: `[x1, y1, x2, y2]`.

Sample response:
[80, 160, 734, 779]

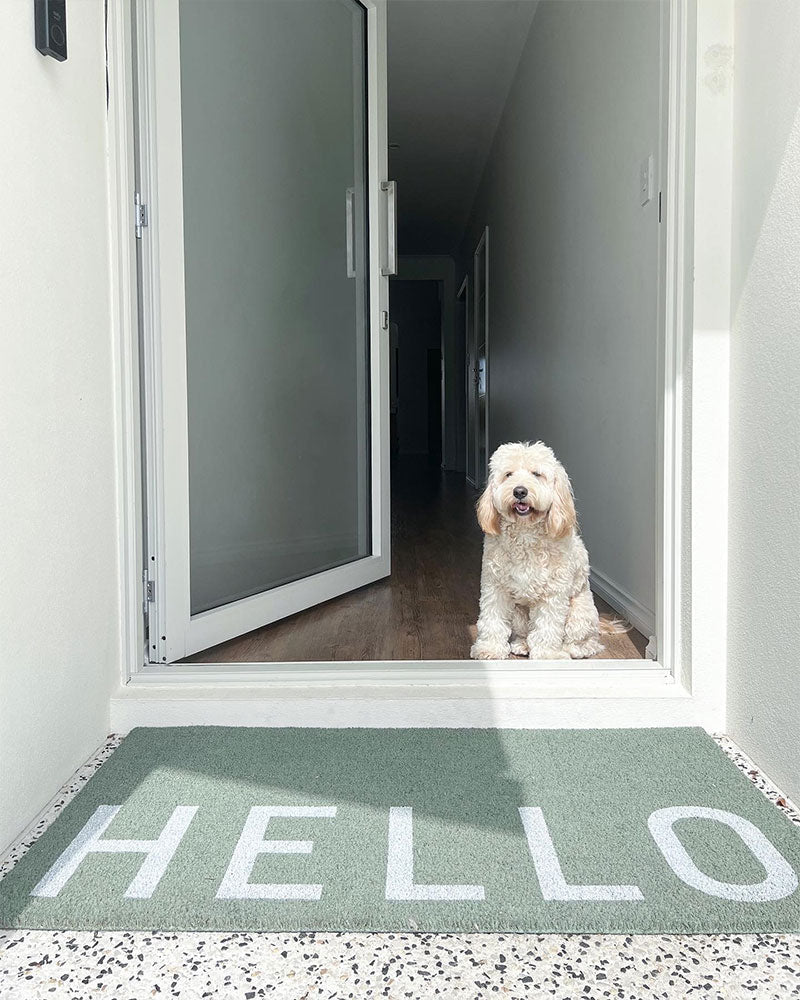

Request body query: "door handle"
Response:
[345, 187, 356, 278]
[381, 180, 397, 276]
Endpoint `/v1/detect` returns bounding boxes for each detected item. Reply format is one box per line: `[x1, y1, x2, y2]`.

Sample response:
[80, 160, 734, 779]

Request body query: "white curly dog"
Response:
[470, 441, 622, 661]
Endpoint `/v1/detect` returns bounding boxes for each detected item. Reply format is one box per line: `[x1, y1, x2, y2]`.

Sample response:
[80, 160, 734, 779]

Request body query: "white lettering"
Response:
[518, 807, 643, 901]
[385, 807, 485, 901]
[216, 806, 336, 900]
[31, 804, 197, 899]
[648, 806, 798, 901]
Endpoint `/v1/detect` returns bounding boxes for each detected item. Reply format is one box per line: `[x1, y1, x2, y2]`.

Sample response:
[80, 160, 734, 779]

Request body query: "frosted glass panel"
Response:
[179, 0, 371, 615]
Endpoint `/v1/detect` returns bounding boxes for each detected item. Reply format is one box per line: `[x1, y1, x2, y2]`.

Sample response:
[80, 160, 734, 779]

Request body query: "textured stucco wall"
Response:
[727, 0, 800, 801]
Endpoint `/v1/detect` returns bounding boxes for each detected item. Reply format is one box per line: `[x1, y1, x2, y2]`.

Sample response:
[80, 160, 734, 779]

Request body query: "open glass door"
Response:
[135, 0, 391, 661]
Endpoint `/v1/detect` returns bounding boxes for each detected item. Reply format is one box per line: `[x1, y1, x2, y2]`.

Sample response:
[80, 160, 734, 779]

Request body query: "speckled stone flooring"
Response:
[1, 733, 799, 999]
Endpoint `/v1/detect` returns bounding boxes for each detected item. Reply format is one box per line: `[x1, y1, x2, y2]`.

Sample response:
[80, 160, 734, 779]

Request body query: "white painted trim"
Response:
[472, 227, 489, 484]
[133, 659, 668, 686]
[590, 569, 656, 639]
[110, 672, 698, 732]
[112, 662, 691, 731]
[106, 0, 145, 677]
[112, 698, 700, 732]
[456, 273, 472, 483]
[370, 0, 392, 598]
[484, 229, 489, 481]
[133, 0, 172, 667]
[655, 0, 691, 694]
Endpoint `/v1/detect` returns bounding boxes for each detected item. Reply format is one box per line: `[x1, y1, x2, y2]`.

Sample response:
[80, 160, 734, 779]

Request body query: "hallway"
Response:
[185, 459, 646, 663]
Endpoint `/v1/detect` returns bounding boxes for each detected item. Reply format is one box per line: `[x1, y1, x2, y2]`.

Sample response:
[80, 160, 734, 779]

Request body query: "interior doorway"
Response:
[388, 280, 443, 465]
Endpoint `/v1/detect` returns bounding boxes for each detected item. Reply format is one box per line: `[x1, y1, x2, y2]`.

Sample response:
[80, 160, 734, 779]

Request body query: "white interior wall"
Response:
[459, 0, 663, 633]
[0, 1, 119, 852]
[726, 0, 800, 803]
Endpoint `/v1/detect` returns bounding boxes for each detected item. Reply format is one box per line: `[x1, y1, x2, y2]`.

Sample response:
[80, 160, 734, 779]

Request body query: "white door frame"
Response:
[472, 227, 490, 486]
[106, 0, 716, 729]
[130, 0, 391, 661]
[457, 274, 475, 486]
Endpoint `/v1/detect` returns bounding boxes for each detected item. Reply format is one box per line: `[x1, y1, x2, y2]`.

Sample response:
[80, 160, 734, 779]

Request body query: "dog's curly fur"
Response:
[470, 441, 611, 661]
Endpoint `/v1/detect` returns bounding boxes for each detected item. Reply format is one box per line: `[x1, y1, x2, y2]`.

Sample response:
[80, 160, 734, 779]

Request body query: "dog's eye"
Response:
[504, 471, 513, 479]
[531, 470, 544, 478]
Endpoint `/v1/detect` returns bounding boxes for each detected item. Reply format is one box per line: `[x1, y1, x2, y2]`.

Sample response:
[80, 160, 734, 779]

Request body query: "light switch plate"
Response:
[640, 154, 654, 206]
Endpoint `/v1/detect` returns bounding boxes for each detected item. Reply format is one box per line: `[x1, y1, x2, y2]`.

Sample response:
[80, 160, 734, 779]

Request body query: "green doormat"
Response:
[2, 727, 799, 933]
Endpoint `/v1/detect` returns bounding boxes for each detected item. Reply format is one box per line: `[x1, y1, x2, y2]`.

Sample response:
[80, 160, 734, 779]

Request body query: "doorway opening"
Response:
[389, 280, 443, 467]
[133, 0, 669, 668]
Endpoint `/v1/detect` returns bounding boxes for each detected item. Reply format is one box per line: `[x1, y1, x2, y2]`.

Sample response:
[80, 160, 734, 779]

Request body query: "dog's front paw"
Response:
[509, 638, 529, 656]
[565, 638, 604, 659]
[470, 642, 511, 660]
[527, 646, 571, 660]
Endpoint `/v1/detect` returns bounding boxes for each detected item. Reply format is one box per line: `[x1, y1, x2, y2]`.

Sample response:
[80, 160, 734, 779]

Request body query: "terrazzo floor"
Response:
[1, 734, 799, 999]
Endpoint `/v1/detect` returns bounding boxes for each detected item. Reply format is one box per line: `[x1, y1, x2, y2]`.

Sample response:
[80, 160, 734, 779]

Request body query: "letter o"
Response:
[648, 806, 798, 902]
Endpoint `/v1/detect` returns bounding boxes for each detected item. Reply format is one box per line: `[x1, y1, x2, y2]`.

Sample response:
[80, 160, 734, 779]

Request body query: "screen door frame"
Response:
[134, 0, 390, 663]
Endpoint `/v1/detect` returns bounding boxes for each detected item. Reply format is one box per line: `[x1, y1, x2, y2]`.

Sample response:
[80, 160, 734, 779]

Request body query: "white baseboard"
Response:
[590, 569, 656, 638]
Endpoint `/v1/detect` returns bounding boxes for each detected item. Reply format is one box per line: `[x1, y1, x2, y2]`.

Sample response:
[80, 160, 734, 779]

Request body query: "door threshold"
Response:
[112, 663, 696, 731]
[129, 657, 670, 691]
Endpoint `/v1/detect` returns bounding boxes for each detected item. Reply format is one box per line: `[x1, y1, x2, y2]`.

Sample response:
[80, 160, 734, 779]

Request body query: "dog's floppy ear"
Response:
[545, 463, 576, 539]
[476, 481, 501, 535]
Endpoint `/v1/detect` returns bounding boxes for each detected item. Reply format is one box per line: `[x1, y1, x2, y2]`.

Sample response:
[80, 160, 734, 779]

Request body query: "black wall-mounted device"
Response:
[35, 0, 67, 62]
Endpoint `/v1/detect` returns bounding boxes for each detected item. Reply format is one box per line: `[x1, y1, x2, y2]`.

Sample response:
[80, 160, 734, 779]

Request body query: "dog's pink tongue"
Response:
[514, 502, 531, 514]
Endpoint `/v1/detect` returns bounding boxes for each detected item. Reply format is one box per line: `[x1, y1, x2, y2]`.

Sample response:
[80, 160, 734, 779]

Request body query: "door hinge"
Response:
[658, 191, 662, 223]
[135, 192, 148, 239]
[143, 570, 155, 617]
[645, 634, 657, 661]
[381, 310, 389, 331]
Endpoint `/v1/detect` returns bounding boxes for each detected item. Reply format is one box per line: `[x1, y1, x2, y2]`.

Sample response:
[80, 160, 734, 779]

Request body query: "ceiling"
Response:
[388, 0, 539, 255]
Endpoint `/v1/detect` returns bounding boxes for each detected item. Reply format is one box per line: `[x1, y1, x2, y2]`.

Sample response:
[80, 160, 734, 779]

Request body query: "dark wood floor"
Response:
[185, 458, 646, 663]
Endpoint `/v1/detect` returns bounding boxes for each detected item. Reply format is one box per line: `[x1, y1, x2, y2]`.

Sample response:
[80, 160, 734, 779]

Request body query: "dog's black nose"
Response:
[513, 486, 528, 499]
